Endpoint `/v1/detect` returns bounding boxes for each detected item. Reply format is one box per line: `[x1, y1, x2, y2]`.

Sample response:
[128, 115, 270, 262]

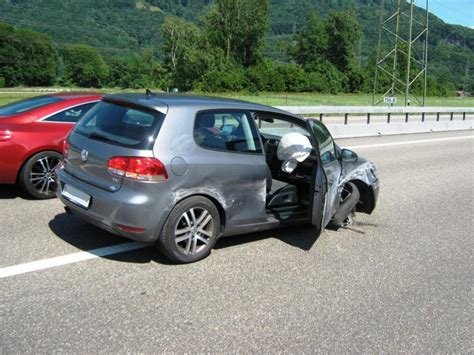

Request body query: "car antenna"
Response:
[146, 89, 155, 99]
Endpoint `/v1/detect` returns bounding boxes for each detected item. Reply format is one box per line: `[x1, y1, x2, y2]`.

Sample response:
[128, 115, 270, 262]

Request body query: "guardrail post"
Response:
[319, 113, 323, 122]
[463, 112, 466, 121]
[436, 112, 440, 121]
[405, 113, 409, 123]
[344, 113, 348, 125]
[367, 113, 370, 124]
[450, 112, 454, 121]
[387, 112, 391, 123]
[422, 112, 425, 122]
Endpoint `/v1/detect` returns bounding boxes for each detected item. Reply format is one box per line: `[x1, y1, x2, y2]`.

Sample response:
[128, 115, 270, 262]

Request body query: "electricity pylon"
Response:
[373, 0, 429, 106]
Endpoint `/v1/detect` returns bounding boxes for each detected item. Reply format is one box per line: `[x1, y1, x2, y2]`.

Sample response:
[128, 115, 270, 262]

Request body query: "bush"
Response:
[305, 60, 344, 93]
[274, 63, 308, 92]
[0, 77, 5, 88]
[197, 66, 245, 92]
[244, 60, 285, 92]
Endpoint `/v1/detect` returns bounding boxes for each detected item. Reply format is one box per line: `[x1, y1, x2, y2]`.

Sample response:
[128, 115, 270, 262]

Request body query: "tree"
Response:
[106, 49, 171, 89]
[203, 0, 269, 67]
[162, 15, 221, 90]
[291, 12, 328, 70]
[325, 11, 361, 73]
[0, 22, 57, 87]
[60, 44, 109, 87]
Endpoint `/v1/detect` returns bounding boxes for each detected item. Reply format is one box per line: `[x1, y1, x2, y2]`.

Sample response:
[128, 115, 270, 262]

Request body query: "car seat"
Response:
[266, 165, 299, 208]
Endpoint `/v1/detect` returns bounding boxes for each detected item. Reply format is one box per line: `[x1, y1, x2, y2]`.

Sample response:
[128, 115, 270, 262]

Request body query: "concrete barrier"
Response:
[277, 105, 474, 138]
[326, 120, 473, 139]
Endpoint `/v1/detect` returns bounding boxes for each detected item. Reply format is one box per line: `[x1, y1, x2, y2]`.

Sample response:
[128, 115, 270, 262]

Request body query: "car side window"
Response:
[194, 111, 262, 154]
[308, 120, 337, 165]
[255, 114, 310, 138]
[44, 102, 97, 123]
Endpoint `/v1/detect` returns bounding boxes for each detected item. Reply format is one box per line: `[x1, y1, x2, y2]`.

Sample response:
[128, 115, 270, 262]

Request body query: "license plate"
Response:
[62, 184, 91, 209]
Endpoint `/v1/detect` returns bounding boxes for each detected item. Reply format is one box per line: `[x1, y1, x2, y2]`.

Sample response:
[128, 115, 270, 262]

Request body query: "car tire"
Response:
[157, 196, 221, 264]
[19, 151, 62, 199]
[330, 182, 360, 229]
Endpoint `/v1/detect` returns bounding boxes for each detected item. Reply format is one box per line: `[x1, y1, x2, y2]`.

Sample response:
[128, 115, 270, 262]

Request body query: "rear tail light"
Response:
[62, 139, 70, 156]
[0, 130, 12, 142]
[108, 157, 168, 182]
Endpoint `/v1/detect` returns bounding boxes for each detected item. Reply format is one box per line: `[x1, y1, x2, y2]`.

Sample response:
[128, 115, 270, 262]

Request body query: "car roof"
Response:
[49, 92, 103, 100]
[103, 93, 300, 119]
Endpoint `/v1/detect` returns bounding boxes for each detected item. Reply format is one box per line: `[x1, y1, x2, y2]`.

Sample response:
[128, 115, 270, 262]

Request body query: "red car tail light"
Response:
[0, 130, 12, 142]
[108, 157, 168, 181]
[62, 139, 70, 156]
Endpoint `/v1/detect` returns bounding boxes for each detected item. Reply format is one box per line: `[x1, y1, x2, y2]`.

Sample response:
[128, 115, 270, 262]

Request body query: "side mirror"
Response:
[341, 148, 358, 163]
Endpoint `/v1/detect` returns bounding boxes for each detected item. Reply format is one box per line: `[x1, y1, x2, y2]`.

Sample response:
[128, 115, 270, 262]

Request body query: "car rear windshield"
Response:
[0, 96, 64, 116]
[73, 101, 165, 149]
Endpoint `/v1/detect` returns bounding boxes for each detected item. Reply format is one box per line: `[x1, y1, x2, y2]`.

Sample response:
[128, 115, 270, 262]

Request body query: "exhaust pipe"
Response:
[64, 206, 73, 215]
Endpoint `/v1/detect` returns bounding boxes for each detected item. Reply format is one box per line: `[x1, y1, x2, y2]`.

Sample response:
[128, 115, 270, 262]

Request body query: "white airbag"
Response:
[277, 132, 312, 173]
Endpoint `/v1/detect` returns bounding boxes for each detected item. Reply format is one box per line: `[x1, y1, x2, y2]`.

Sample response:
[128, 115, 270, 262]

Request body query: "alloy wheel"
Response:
[29, 156, 60, 196]
[174, 207, 214, 256]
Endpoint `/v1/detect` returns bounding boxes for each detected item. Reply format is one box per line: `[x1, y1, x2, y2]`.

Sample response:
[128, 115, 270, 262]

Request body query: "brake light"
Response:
[62, 139, 70, 156]
[108, 157, 129, 177]
[108, 157, 168, 181]
[0, 130, 12, 142]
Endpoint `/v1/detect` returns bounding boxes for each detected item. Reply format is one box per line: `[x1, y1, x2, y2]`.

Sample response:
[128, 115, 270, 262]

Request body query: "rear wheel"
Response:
[19, 151, 62, 199]
[157, 196, 220, 263]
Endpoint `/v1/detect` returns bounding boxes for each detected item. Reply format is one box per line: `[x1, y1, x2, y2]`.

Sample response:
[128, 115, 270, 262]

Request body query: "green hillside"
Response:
[0, 0, 472, 89]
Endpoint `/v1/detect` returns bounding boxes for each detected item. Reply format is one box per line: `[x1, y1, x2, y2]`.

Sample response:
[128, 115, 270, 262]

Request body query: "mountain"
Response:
[0, 0, 472, 89]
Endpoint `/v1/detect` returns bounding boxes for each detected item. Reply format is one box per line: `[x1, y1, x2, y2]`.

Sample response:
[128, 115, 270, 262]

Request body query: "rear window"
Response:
[74, 101, 165, 149]
[0, 96, 64, 115]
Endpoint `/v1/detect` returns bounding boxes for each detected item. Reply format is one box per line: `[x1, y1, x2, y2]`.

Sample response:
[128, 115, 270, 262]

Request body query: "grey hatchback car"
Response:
[57, 93, 379, 263]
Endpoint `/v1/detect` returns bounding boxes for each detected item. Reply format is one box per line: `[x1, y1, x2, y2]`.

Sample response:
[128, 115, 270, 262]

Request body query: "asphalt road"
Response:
[1, 130, 473, 353]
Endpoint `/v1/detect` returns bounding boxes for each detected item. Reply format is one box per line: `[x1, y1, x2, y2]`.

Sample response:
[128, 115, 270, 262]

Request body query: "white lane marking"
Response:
[0, 242, 149, 279]
[346, 135, 474, 150]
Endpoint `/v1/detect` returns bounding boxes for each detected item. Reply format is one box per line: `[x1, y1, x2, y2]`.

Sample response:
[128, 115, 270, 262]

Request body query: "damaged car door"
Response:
[307, 119, 343, 228]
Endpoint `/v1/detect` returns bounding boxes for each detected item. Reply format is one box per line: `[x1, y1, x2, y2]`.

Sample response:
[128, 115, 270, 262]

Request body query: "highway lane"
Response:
[1, 130, 473, 352]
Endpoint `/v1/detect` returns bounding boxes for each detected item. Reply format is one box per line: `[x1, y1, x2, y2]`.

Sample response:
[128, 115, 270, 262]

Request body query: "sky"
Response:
[417, 0, 474, 28]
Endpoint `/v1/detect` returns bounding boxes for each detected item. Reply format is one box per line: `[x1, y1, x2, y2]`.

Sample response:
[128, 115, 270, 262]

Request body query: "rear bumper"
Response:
[56, 168, 173, 243]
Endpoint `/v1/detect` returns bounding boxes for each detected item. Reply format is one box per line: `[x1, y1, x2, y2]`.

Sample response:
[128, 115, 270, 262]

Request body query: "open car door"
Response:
[310, 160, 328, 234]
[306, 118, 343, 229]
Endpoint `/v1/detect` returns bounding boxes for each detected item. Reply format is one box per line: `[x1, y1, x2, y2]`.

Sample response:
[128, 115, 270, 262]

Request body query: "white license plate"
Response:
[62, 184, 91, 209]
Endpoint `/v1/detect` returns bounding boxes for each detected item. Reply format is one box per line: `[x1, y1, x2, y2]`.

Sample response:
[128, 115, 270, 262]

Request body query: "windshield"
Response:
[0, 96, 64, 116]
[74, 101, 165, 149]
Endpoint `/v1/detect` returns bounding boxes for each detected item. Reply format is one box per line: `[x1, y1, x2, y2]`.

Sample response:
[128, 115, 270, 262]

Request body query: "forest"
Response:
[0, 0, 472, 95]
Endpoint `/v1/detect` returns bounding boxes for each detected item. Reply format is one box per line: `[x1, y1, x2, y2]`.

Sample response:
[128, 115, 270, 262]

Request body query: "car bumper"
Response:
[56, 168, 172, 243]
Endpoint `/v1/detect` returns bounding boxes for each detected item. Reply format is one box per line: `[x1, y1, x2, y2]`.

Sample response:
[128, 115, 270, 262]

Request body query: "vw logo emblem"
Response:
[80, 149, 89, 162]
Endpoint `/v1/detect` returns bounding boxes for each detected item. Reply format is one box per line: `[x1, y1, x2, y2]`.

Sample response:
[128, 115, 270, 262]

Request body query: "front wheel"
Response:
[157, 196, 221, 263]
[19, 151, 62, 199]
[330, 182, 360, 229]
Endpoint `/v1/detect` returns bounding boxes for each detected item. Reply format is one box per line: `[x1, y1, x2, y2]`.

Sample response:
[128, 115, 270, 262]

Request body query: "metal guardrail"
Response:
[276, 106, 474, 124]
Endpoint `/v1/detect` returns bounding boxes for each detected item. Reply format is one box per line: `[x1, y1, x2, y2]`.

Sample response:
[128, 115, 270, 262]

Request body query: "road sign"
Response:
[384, 96, 397, 104]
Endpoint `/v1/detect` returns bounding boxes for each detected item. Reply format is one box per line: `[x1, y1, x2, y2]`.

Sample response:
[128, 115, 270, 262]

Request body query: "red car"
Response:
[0, 92, 102, 198]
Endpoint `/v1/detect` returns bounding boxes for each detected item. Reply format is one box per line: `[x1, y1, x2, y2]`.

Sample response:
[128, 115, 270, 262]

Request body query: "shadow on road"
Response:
[0, 184, 31, 200]
[214, 225, 320, 251]
[49, 212, 321, 265]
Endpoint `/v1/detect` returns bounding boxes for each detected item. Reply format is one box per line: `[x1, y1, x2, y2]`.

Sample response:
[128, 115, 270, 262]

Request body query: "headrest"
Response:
[200, 113, 215, 128]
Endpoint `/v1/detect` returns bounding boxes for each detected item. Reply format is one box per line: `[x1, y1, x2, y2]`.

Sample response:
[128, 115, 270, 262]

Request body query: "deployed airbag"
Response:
[277, 132, 312, 173]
